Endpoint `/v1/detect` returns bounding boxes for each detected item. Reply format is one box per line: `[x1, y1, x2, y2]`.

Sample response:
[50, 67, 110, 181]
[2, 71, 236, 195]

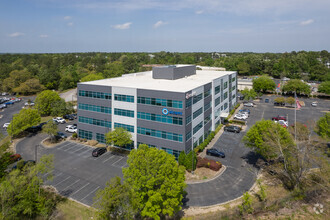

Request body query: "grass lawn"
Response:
[55, 199, 96, 220]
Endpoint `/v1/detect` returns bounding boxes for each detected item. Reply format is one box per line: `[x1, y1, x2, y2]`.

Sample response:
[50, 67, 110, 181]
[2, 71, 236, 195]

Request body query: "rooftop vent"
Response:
[152, 65, 196, 80]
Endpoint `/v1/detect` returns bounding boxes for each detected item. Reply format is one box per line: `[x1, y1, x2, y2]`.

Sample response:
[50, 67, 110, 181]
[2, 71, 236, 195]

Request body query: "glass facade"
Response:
[224, 82, 228, 89]
[114, 108, 134, 118]
[114, 123, 134, 132]
[96, 133, 105, 143]
[185, 97, 192, 108]
[186, 115, 191, 125]
[137, 96, 183, 109]
[78, 116, 111, 128]
[193, 93, 203, 104]
[186, 131, 192, 141]
[204, 113, 211, 125]
[137, 127, 183, 142]
[224, 92, 228, 100]
[114, 94, 134, 103]
[204, 88, 211, 98]
[215, 97, 220, 107]
[78, 103, 111, 114]
[193, 107, 203, 119]
[193, 121, 203, 134]
[78, 129, 93, 140]
[204, 101, 211, 111]
[161, 147, 180, 160]
[215, 85, 220, 95]
[78, 90, 111, 100]
[137, 112, 182, 125]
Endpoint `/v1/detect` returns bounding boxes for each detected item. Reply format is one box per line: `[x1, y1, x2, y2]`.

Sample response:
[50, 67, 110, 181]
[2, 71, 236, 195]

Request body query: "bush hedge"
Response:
[197, 157, 222, 171]
[229, 120, 246, 125]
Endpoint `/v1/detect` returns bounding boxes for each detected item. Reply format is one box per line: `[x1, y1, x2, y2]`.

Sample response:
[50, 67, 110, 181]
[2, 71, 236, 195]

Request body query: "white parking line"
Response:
[102, 154, 116, 163]
[58, 142, 73, 150]
[53, 176, 71, 187]
[70, 183, 90, 196]
[110, 156, 124, 166]
[64, 144, 80, 152]
[77, 148, 91, 156]
[62, 179, 81, 191]
[72, 146, 86, 153]
[80, 186, 100, 201]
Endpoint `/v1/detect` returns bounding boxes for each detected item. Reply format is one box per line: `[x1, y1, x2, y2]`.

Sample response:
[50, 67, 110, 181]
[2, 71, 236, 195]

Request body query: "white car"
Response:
[234, 114, 248, 120]
[275, 120, 288, 128]
[65, 125, 77, 133]
[3, 123, 10, 129]
[243, 102, 254, 107]
[24, 102, 35, 106]
[54, 117, 66, 124]
[311, 102, 317, 107]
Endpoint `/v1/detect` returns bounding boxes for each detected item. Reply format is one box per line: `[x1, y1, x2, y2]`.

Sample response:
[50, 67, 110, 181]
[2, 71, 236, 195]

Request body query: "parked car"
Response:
[239, 109, 250, 114]
[71, 113, 77, 119]
[243, 102, 254, 107]
[3, 123, 10, 129]
[0, 104, 7, 109]
[65, 125, 77, 133]
[54, 117, 66, 124]
[56, 132, 67, 139]
[24, 102, 35, 106]
[275, 120, 288, 128]
[9, 154, 22, 162]
[63, 114, 75, 120]
[274, 102, 285, 106]
[265, 98, 270, 103]
[206, 149, 225, 158]
[272, 115, 287, 121]
[224, 125, 241, 133]
[92, 147, 107, 157]
[5, 101, 15, 106]
[1, 92, 8, 96]
[311, 102, 317, 107]
[234, 114, 248, 120]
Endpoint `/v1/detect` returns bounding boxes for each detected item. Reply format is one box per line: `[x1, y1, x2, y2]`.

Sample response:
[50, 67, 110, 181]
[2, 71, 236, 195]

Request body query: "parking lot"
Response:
[38, 141, 127, 206]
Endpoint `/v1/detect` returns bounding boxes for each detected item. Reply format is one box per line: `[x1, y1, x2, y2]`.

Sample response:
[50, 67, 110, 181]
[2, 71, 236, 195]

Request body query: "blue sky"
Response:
[1, 0, 330, 53]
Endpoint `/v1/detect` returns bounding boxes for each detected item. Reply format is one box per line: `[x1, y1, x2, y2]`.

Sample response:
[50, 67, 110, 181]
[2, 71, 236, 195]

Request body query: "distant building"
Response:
[77, 65, 237, 158]
[237, 78, 253, 90]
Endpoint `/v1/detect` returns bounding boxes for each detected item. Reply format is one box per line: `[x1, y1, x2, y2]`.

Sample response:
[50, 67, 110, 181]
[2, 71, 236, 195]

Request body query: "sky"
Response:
[1, 0, 330, 53]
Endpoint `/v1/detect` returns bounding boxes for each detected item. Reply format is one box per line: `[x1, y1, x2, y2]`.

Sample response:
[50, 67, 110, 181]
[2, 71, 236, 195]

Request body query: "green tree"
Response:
[105, 127, 132, 148]
[123, 144, 186, 220]
[7, 109, 41, 137]
[13, 78, 44, 95]
[94, 176, 136, 220]
[318, 81, 330, 94]
[35, 90, 62, 116]
[252, 75, 276, 93]
[80, 73, 104, 82]
[0, 155, 56, 219]
[241, 88, 257, 101]
[239, 192, 254, 215]
[315, 113, 330, 140]
[50, 99, 68, 117]
[237, 62, 250, 75]
[243, 120, 294, 161]
[274, 97, 285, 104]
[42, 121, 58, 143]
[285, 96, 295, 106]
[282, 79, 311, 95]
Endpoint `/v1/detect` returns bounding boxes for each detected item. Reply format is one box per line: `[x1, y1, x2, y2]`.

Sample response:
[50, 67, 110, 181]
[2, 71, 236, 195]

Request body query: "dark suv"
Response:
[224, 125, 241, 133]
[206, 149, 225, 158]
[92, 147, 107, 157]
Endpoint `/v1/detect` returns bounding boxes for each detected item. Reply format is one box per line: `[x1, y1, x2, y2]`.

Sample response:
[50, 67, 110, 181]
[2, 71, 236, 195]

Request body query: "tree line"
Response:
[0, 51, 329, 95]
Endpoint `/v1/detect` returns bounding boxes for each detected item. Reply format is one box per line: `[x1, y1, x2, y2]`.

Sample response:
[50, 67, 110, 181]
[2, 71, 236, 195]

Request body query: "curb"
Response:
[186, 165, 227, 185]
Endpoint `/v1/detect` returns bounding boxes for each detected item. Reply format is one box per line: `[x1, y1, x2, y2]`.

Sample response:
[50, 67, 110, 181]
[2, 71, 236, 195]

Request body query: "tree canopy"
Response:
[282, 79, 311, 95]
[122, 144, 186, 219]
[80, 73, 104, 82]
[317, 81, 330, 94]
[7, 108, 41, 137]
[241, 88, 257, 101]
[35, 90, 62, 116]
[42, 120, 58, 142]
[252, 75, 276, 93]
[315, 113, 330, 140]
[105, 127, 132, 148]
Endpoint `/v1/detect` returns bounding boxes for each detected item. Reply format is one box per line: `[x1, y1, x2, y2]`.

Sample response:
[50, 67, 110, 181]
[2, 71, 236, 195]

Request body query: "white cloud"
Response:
[195, 10, 204, 14]
[9, 32, 25, 37]
[153, 20, 168, 28]
[67, 22, 74, 26]
[64, 16, 72, 20]
[112, 22, 132, 30]
[39, 34, 48, 38]
[300, 19, 314, 26]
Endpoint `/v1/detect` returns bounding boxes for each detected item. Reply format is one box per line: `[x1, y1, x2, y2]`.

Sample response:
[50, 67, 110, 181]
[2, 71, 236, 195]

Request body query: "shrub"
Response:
[197, 157, 222, 171]
[87, 140, 98, 146]
[229, 120, 246, 125]
[72, 133, 77, 138]
[178, 151, 186, 166]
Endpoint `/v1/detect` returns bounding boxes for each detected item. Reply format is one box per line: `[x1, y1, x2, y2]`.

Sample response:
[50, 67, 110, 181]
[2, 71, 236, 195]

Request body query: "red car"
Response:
[10, 154, 22, 162]
[272, 115, 287, 121]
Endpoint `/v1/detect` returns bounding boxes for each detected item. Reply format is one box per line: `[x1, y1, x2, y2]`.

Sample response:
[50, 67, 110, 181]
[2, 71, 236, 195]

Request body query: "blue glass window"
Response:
[114, 108, 134, 118]
[78, 129, 93, 140]
[114, 123, 134, 132]
[137, 127, 183, 142]
[78, 90, 111, 100]
[78, 116, 111, 128]
[193, 107, 203, 119]
[137, 112, 182, 125]
[114, 94, 134, 103]
[138, 96, 183, 109]
[78, 103, 111, 114]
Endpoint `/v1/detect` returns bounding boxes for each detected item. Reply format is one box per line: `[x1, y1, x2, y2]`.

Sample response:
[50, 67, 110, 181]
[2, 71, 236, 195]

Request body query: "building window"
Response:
[186, 131, 192, 141]
[203, 88, 211, 98]
[193, 121, 203, 134]
[138, 96, 183, 109]
[114, 108, 134, 118]
[78, 103, 111, 114]
[232, 94, 236, 99]
[78, 116, 111, 128]
[114, 94, 134, 103]
[224, 82, 228, 89]
[193, 107, 203, 119]
[204, 113, 211, 125]
[78, 90, 111, 100]
[185, 97, 192, 108]
[193, 93, 203, 104]
[78, 129, 93, 140]
[215, 85, 220, 95]
[161, 147, 180, 160]
[114, 123, 134, 132]
[137, 127, 183, 143]
[215, 97, 220, 107]
[138, 112, 183, 125]
[96, 133, 105, 143]
[204, 101, 211, 111]
[224, 92, 228, 100]
[224, 103, 228, 110]
[232, 77, 236, 82]
[137, 142, 157, 148]
[186, 115, 191, 125]
[232, 85, 236, 91]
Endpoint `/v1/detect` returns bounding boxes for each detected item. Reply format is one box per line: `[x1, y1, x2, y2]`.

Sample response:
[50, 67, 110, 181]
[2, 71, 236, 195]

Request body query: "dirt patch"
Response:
[185, 166, 225, 183]
[41, 138, 66, 148]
